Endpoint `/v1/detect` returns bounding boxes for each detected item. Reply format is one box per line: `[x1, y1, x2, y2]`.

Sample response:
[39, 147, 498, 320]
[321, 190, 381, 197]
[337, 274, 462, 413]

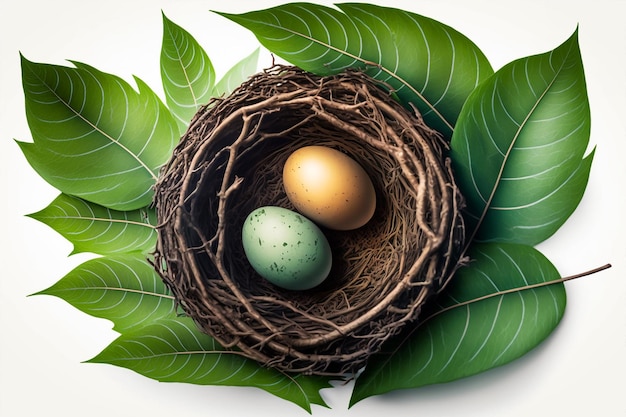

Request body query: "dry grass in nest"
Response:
[153, 65, 466, 376]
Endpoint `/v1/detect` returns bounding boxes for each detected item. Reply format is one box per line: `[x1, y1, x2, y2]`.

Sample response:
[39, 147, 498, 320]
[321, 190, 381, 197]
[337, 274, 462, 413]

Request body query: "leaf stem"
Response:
[365, 262, 612, 381]
[423, 263, 612, 325]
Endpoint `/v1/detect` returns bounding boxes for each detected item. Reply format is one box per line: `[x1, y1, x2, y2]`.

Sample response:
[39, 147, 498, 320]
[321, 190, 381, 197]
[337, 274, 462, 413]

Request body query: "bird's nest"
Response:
[153, 65, 466, 376]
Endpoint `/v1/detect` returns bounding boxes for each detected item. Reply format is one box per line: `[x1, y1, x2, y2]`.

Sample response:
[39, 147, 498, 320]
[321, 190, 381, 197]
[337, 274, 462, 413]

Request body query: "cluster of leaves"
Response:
[19, 3, 594, 413]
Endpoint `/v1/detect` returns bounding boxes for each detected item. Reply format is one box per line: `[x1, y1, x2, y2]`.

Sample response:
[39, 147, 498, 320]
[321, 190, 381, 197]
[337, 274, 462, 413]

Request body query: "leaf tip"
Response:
[559, 24, 582, 50]
[15, 140, 38, 167]
[68, 247, 83, 257]
[161, 10, 176, 26]
[82, 353, 104, 365]
[212, 10, 239, 23]
[19, 51, 33, 67]
[348, 388, 369, 410]
[24, 210, 39, 222]
[14, 138, 30, 148]
[27, 285, 54, 298]
[586, 145, 597, 160]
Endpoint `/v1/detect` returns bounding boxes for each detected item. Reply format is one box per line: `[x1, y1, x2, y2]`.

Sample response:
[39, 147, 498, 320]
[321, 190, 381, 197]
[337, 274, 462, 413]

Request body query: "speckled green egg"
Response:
[241, 206, 332, 291]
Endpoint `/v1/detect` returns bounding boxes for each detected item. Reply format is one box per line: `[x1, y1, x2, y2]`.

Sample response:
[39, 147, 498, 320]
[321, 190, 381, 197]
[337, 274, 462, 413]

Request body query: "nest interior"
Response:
[154, 65, 465, 376]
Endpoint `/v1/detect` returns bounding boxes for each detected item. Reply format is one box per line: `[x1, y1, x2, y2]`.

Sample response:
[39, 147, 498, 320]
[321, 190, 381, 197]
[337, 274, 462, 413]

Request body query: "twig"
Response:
[422, 263, 613, 328]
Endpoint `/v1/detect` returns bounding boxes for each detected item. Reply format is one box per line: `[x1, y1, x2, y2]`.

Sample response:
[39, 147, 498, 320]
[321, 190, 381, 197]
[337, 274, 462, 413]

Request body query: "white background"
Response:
[1, 0, 624, 415]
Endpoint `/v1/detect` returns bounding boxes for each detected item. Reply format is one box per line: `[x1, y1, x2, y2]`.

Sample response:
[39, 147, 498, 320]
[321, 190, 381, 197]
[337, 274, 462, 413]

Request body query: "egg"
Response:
[282, 146, 376, 230]
[241, 206, 332, 291]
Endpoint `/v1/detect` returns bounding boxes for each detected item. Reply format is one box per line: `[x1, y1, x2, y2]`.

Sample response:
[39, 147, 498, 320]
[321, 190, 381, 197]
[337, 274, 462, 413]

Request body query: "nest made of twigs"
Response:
[153, 65, 465, 376]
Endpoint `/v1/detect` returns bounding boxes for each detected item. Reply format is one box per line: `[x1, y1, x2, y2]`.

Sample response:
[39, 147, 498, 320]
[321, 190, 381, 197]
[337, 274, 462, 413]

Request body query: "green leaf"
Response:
[17, 56, 178, 211]
[217, 2, 493, 138]
[212, 48, 260, 98]
[161, 13, 215, 133]
[450, 30, 593, 245]
[88, 317, 332, 412]
[351, 242, 565, 406]
[35, 254, 174, 333]
[37, 252, 331, 410]
[28, 194, 156, 255]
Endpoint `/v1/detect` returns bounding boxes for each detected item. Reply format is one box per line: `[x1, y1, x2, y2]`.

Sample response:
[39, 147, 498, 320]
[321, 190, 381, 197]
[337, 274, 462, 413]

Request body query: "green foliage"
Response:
[28, 194, 156, 255]
[88, 317, 332, 412]
[35, 254, 175, 333]
[161, 13, 216, 133]
[20, 5, 598, 411]
[18, 56, 179, 211]
[351, 243, 565, 405]
[349, 27, 593, 405]
[37, 252, 331, 411]
[160, 14, 260, 133]
[21, 12, 323, 410]
[213, 48, 260, 98]
[217, 3, 494, 138]
[450, 30, 593, 245]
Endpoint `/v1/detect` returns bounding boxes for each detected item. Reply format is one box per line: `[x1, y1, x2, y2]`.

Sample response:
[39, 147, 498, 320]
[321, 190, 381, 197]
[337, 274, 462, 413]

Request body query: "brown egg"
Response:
[282, 146, 376, 230]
